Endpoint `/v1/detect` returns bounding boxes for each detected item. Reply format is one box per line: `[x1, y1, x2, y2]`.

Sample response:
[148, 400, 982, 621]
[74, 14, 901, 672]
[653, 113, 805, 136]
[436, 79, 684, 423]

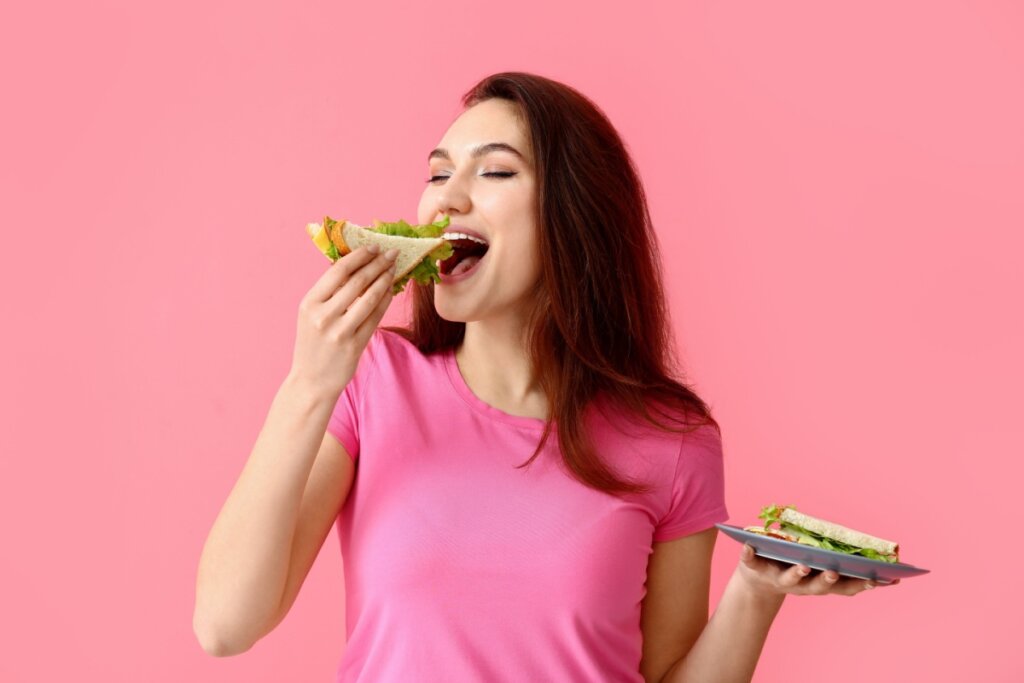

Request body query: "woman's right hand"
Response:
[288, 245, 398, 398]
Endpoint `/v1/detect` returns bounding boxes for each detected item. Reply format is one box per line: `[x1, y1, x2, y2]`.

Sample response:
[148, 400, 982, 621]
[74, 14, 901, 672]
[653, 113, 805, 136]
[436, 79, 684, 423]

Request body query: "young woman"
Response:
[195, 72, 894, 682]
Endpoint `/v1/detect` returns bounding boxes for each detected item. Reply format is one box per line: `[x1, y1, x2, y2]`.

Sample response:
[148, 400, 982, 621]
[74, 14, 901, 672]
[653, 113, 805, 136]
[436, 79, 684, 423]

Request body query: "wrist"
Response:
[281, 371, 343, 407]
[726, 566, 787, 615]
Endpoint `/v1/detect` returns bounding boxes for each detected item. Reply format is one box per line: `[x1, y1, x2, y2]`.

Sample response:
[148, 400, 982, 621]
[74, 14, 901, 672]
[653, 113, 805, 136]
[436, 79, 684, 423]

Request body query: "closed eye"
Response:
[425, 172, 517, 184]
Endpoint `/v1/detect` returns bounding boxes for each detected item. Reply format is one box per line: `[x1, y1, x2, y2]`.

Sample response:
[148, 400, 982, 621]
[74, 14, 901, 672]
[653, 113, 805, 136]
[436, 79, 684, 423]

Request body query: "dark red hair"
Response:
[385, 71, 719, 497]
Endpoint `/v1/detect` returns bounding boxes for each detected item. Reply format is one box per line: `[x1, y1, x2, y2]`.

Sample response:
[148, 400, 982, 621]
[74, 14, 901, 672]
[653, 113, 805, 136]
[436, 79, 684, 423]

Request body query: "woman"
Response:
[194, 72, 892, 682]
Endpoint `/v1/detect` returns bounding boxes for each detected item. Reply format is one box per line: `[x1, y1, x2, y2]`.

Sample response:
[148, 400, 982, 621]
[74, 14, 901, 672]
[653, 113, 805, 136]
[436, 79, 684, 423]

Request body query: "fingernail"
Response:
[385, 248, 399, 260]
[864, 582, 875, 589]
[825, 574, 837, 583]
[797, 567, 810, 576]
[367, 244, 381, 254]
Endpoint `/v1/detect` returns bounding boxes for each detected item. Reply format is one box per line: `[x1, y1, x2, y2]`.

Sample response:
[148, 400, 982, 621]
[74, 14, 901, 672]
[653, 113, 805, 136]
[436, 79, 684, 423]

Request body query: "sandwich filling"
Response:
[745, 504, 900, 563]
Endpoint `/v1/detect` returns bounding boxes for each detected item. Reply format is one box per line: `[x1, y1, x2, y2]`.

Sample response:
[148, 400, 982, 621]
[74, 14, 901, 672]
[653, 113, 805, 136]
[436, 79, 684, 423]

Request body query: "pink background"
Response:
[2, 1, 1021, 681]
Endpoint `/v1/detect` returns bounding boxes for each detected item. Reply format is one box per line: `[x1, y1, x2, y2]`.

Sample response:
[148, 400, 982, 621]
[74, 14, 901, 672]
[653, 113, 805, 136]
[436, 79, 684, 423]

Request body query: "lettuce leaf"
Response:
[371, 215, 450, 239]
[322, 215, 343, 261]
[777, 522, 898, 563]
[757, 504, 791, 528]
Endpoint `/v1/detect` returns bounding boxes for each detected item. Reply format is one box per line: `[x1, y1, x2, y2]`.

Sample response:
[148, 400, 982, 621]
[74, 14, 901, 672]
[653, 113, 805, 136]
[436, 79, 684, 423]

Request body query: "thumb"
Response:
[740, 543, 757, 565]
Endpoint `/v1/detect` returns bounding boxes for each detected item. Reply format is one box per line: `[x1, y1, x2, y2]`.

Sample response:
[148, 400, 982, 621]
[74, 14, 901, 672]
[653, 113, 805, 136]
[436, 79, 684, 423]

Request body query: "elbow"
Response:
[193, 615, 253, 658]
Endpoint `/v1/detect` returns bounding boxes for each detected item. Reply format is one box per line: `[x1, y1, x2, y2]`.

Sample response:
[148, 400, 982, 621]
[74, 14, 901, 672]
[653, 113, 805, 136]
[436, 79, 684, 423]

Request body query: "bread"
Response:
[780, 508, 898, 555]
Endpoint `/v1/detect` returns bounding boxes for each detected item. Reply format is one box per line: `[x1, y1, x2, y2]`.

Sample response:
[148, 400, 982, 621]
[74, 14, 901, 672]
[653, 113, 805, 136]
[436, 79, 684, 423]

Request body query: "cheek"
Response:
[416, 193, 431, 224]
[524, 245, 543, 290]
[497, 229, 542, 285]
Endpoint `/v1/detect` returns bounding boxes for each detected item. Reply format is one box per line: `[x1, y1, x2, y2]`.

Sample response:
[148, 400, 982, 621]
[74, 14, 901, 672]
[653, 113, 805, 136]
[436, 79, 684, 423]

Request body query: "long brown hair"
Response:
[385, 71, 719, 497]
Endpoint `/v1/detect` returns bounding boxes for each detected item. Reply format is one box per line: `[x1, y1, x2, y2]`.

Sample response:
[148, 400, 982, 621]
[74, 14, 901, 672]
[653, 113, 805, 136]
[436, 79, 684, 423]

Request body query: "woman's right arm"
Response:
[192, 245, 398, 656]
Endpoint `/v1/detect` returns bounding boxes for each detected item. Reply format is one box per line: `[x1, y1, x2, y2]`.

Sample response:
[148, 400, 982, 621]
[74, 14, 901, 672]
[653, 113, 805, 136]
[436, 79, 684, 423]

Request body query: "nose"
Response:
[435, 173, 472, 217]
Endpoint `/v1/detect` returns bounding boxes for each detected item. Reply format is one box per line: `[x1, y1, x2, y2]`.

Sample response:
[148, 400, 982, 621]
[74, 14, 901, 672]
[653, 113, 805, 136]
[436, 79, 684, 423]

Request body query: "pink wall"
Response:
[2, 1, 1020, 681]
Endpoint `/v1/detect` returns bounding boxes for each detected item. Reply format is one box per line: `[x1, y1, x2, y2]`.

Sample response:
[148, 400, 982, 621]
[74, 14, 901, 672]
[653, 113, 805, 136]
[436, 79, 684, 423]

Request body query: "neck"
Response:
[456, 314, 547, 417]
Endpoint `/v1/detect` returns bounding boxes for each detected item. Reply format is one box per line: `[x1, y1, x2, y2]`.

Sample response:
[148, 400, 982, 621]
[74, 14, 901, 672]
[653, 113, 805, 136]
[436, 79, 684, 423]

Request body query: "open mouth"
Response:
[440, 233, 490, 276]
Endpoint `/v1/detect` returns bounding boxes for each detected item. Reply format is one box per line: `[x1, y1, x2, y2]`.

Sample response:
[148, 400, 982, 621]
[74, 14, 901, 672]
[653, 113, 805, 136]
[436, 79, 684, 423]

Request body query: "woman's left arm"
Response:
[643, 532, 899, 683]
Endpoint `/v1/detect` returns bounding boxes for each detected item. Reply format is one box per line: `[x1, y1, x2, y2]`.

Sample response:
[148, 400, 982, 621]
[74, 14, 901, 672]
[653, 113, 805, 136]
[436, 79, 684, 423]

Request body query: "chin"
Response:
[432, 292, 477, 323]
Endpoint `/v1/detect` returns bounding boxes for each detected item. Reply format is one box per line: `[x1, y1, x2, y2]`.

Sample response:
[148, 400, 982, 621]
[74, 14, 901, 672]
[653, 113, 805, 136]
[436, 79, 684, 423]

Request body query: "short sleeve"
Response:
[325, 330, 382, 461]
[653, 423, 729, 542]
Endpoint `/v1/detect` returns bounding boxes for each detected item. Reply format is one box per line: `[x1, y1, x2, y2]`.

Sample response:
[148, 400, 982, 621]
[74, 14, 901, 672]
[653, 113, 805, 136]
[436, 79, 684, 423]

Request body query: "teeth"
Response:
[442, 232, 488, 245]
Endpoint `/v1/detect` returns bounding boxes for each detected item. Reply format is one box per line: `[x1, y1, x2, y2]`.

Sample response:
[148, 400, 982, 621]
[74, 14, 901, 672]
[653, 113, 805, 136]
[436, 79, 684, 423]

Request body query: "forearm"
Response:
[193, 373, 338, 655]
[661, 569, 785, 683]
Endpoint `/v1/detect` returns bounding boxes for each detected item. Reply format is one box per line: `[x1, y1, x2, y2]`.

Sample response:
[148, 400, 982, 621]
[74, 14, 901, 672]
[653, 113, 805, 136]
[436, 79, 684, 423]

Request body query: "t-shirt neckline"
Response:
[443, 346, 549, 431]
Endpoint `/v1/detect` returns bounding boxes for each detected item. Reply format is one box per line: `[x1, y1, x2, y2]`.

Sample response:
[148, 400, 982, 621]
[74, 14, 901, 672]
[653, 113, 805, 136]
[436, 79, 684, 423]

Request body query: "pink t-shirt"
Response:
[327, 329, 728, 682]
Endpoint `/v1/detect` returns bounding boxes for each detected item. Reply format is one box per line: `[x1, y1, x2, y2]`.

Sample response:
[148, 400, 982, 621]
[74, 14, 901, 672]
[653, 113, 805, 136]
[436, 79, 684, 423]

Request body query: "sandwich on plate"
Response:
[306, 215, 455, 294]
[744, 504, 900, 563]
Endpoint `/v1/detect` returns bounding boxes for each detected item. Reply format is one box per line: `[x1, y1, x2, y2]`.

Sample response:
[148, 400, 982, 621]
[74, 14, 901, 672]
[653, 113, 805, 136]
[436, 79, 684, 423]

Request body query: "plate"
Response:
[715, 524, 930, 584]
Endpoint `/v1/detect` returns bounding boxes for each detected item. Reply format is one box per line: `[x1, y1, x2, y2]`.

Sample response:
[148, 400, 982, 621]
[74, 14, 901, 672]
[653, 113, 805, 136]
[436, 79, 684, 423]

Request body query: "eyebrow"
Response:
[427, 142, 526, 163]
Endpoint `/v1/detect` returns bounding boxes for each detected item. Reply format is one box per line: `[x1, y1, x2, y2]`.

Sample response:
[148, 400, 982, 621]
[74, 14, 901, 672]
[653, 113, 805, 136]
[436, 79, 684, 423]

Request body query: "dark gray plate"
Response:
[715, 524, 930, 584]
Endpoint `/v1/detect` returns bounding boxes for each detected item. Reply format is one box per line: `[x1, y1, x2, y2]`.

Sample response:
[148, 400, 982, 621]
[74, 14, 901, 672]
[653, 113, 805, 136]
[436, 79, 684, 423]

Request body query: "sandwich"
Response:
[744, 504, 900, 563]
[305, 215, 455, 294]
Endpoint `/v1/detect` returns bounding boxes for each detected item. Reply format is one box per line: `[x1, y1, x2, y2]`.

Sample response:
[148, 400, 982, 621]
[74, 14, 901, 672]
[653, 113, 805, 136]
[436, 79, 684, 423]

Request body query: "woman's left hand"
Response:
[736, 543, 900, 597]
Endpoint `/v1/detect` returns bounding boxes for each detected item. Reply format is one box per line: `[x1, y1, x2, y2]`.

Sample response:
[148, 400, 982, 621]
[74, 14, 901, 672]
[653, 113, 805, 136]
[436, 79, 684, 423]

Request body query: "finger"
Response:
[804, 569, 842, 595]
[309, 246, 381, 302]
[327, 250, 398, 315]
[826, 577, 876, 596]
[353, 271, 396, 342]
[738, 544, 787, 575]
[337, 260, 396, 338]
[776, 562, 813, 589]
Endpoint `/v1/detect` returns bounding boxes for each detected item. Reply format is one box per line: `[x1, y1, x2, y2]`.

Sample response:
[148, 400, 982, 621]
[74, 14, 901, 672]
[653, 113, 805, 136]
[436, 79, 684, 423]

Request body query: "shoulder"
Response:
[673, 422, 725, 482]
[367, 326, 421, 360]
[640, 396, 723, 459]
[679, 421, 723, 454]
[589, 392, 721, 449]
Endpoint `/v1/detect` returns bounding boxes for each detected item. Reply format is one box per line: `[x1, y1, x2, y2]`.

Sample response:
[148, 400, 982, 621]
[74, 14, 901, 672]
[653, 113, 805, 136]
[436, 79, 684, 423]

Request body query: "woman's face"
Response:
[417, 98, 541, 324]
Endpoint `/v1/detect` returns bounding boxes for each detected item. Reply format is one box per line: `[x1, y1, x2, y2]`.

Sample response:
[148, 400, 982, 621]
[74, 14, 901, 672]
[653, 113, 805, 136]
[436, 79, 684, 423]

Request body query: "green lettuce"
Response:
[757, 503, 789, 528]
[370, 216, 450, 239]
